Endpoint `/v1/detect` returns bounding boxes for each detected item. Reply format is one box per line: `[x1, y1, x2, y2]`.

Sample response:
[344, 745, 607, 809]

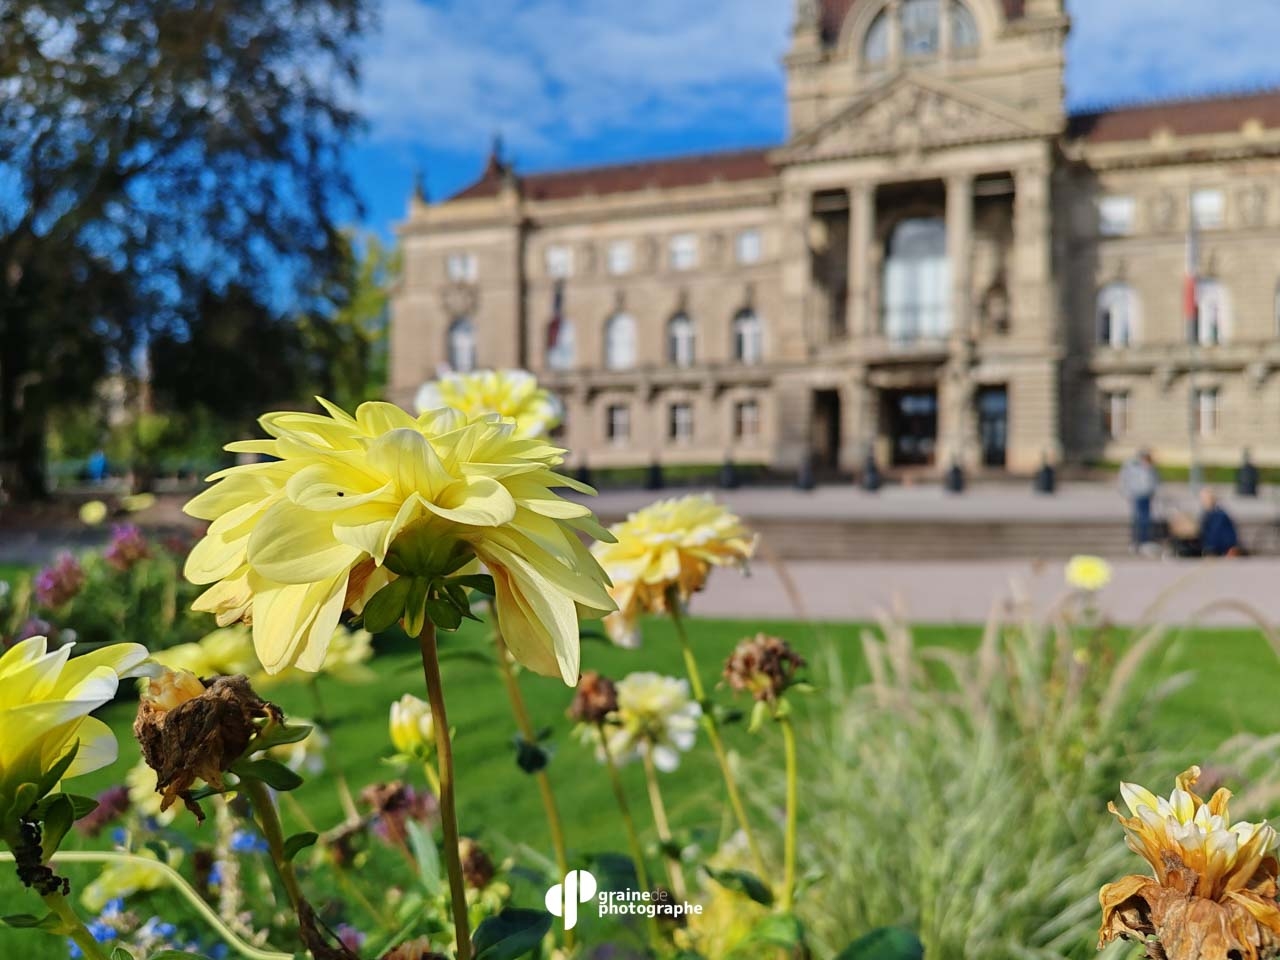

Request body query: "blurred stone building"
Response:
[390, 0, 1280, 475]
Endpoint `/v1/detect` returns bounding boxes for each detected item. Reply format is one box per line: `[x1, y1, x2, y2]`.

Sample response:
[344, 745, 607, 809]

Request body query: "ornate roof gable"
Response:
[778, 74, 1048, 164]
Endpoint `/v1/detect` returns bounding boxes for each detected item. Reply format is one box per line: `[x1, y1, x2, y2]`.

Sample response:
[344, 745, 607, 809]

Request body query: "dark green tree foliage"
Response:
[0, 0, 369, 497]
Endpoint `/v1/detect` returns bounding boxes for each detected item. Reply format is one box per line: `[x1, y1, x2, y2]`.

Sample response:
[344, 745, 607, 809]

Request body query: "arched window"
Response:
[667, 313, 695, 367]
[882, 217, 950, 341]
[951, 1, 979, 51]
[902, 0, 941, 57]
[1097, 283, 1140, 348]
[863, 10, 890, 65]
[1196, 280, 1231, 345]
[446, 317, 476, 372]
[547, 318, 575, 371]
[732, 309, 764, 364]
[604, 313, 637, 370]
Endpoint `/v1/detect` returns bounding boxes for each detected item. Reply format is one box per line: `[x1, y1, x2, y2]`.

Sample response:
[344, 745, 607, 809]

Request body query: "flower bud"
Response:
[723, 634, 806, 703]
[567, 670, 618, 725]
[389, 694, 436, 758]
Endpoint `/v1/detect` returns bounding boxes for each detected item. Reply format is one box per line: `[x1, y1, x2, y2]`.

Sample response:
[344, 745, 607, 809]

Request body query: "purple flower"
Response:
[75, 785, 131, 837]
[13, 617, 53, 642]
[336, 924, 366, 952]
[34, 554, 85, 608]
[104, 524, 150, 571]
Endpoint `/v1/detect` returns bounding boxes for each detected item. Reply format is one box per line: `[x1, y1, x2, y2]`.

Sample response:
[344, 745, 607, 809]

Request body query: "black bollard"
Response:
[576, 460, 592, 488]
[645, 459, 664, 491]
[861, 450, 882, 492]
[944, 459, 965, 494]
[719, 454, 739, 490]
[795, 451, 816, 491]
[1237, 449, 1260, 498]
[1034, 457, 1056, 495]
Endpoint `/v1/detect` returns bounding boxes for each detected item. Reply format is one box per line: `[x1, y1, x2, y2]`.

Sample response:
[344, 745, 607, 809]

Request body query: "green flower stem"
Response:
[597, 723, 662, 946]
[9, 851, 293, 960]
[641, 749, 687, 900]
[416, 620, 472, 960]
[41, 890, 111, 960]
[307, 677, 328, 725]
[282, 792, 390, 928]
[777, 712, 800, 913]
[421, 759, 442, 796]
[665, 589, 768, 878]
[492, 628, 571, 880]
[241, 779, 315, 928]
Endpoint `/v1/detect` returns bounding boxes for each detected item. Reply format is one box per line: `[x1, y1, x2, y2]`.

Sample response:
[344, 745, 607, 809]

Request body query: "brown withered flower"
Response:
[458, 837, 496, 890]
[380, 935, 448, 960]
[568, 670, 619, 724]
[723, 634, 806, 703]
[1100, 766, 1280, 960]
[133, 669, 284, 822]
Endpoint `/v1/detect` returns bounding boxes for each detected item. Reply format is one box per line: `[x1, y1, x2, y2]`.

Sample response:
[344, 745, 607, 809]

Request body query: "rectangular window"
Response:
[446, 252, 477, 282]
[735, 229, 762, 265]
[606, 240, 633, 276]
[545, 244, 574, 278]
[669, 402, 694, 443]
[669, 233, 698, 271]
[1196, 388, 1220, 437]
[1102, 392, 1130, 439]
[1192, 188, 1225, 230]
[733, 399, 761, 441]
[606, 404, 630, 445]
[1098, 196, 1136, 237]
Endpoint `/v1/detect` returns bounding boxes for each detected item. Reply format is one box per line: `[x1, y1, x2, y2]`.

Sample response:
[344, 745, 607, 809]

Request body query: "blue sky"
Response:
[350, 0, 1280, 238]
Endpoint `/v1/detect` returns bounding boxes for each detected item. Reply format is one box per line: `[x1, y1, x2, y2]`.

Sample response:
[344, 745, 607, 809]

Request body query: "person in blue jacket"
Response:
[1198, 487, 1241, 557]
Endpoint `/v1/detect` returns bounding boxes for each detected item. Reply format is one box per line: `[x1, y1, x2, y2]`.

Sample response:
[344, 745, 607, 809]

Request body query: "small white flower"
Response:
[602, 672, 701, 772]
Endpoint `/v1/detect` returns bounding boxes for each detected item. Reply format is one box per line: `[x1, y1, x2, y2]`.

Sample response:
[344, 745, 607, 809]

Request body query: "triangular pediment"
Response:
[779, 74, 1049, 164]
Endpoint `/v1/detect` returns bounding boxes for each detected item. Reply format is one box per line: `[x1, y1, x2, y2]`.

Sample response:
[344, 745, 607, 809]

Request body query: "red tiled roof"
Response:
[1067, 89, 1280, 144]
[448, 148, 777, 204]
[820, 0, 1025, 42]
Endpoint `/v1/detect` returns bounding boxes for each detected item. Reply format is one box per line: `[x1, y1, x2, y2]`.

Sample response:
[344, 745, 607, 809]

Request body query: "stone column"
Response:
[848, 182, 876, 337]
[946, 172, 974, 340]
[888, 0, 903, 67]
[779, 187, 813, 360]
[1012, 164, 1053, 345]
[939, 0, 953, 59]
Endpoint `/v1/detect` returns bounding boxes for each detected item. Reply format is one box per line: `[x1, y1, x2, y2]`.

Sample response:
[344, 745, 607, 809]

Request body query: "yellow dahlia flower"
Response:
[78, 500, 109, 526]
[389, 693, 436, 759]
[0, 636, 152, 812]
[601, 672, 701, 772]
[592, 495, 755, 647]
[1066, 554, 1112, 592]
[266, 625, 375, 686]
[414, 369, 562, 440]
[151, 626, 260, 679]
[80, 849, 172, 913]
[183, 399, 614, 683]
[1100, 766, 1280, 958]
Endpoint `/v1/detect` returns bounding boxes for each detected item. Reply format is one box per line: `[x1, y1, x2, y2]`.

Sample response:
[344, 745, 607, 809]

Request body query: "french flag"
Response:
[547, 278, 564, 353]
[1184, 200, 1199, 345]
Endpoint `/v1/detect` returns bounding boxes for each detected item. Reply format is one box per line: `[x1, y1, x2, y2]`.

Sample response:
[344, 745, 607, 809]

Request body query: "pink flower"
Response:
[104, 525, 150, 571]
[35, 554, 85, 608]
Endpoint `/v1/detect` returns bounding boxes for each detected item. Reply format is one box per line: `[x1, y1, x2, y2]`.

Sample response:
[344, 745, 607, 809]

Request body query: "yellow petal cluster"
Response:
[183, 399, 614, 684]
[1100, 766, 1280, 958]
[267, 625, 375, 685]
[80, 849, 173, 913]
[415, 369, 562, 440]
[0, 636, 151, 811]
[600, 672, 701, 772]
[151, 626, 260, 679]
[591, 495, 755, 646]
[389, 693, 436, 759]
[1066, 554, 1112, 592]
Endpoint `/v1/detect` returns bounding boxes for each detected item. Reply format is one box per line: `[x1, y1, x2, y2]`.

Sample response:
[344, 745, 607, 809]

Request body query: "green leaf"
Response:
[282, 831, 318, 862]
[405, 819, 442, 895]
[703, 866, 774, 907]
[231, 757, 304, 791]
[31, 792, 98, 822]
[747, 700, 770, 734]
[110, 946, 136, 960]
[472, 908, 554, 960]
[452, 573, 496, 596]
[31, 741, 80, 805]
[362, 577, 412, 633]
[1, 914, 46, 928]
[40, 793, 76, 857]
[406, 577, 432, 637]
[252, 721, 314, 751]
[834, 927, 924, 960]
[4, 781, 39, 823]
[425, 595, 462, 631]
[745, 912, 805, 948]
[712, 704, 745, 726]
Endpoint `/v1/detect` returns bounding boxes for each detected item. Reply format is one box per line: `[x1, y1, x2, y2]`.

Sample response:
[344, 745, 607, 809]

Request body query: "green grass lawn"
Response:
[5, 615, 1280, 957]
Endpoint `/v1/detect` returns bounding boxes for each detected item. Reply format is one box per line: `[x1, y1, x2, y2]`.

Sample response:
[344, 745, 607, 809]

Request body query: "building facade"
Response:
[389, 0, 1280, 475]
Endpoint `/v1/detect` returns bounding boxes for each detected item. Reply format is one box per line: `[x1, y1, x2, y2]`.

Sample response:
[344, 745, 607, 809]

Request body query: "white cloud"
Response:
[1065, 0, 1280, 109]
[361, 0, 790, 162]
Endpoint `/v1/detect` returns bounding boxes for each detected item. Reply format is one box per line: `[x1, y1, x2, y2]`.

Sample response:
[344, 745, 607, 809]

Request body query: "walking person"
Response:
[1119, 449, 1159, 552]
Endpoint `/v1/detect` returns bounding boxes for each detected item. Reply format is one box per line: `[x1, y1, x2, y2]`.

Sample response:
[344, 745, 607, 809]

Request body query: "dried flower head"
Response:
[133, 672, 284, 822]
[723, 634, 806, 703]
[1100, 766, 1280, 960]
[458, 837, 496, 890]
[567, 670, 619, 725]
[362, 781, 439, 850]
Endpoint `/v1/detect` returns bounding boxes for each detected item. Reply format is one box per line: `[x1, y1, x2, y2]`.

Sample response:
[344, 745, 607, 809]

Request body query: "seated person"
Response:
[1198, 487, 1241, 557]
